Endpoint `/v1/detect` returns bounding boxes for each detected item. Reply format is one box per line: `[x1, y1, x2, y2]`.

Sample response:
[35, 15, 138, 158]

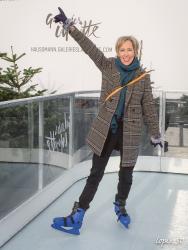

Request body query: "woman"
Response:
[51, 7, 162, 235]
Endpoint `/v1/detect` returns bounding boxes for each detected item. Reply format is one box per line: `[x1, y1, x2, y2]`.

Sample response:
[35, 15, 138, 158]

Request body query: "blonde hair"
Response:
[115, 36, 139, 56]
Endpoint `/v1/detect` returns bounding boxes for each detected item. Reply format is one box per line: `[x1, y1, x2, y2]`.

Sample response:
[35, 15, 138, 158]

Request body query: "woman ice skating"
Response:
[51, 7, 162, 235]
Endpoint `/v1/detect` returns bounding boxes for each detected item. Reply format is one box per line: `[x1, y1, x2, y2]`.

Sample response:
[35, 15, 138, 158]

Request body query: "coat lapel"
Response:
[125, 85, 134, 108]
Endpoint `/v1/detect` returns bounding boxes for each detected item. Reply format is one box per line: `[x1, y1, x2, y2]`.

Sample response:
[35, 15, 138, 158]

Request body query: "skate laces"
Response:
[71, 201, 80, 215]
[119, 205, 128, 216]
[114, 201, 128, 216]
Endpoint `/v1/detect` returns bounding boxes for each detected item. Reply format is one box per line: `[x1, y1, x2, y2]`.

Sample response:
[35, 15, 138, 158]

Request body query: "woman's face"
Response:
[117, 40, 135, 66]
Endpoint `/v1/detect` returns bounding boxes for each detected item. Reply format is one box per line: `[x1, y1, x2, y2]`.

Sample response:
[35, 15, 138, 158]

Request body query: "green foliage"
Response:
[0, 46, 51, 101]
[0, 105, 33, 148]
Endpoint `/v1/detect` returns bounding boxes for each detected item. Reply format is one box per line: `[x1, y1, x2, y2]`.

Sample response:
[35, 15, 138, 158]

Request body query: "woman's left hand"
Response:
[150, 136, 163, 148]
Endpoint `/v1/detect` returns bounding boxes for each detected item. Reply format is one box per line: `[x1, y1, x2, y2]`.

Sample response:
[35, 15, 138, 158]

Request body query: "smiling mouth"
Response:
[123, 58, 130, 62]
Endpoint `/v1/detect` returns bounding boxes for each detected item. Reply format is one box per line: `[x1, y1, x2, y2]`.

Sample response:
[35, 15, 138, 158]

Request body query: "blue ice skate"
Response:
[113, 201, 131, 229]
[51, 202, 85, 235]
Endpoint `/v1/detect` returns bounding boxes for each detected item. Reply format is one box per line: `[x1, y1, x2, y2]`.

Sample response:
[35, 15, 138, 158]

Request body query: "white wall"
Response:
[0, 0, 188, 94]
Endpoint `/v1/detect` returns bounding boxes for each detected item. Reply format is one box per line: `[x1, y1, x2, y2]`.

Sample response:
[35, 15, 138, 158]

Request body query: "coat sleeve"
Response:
[141, 74, 160, 138]
[69, 26, 111, 72]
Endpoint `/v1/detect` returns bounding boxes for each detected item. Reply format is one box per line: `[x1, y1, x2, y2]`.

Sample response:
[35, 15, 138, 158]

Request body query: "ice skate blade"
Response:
[51, 223, 80, 235]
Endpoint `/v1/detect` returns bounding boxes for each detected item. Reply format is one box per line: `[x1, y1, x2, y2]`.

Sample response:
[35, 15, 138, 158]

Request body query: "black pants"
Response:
[79, 121, 134, 210]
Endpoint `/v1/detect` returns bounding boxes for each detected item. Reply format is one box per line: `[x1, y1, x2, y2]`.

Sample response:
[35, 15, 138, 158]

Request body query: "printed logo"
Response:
[46, 13, 101, 41]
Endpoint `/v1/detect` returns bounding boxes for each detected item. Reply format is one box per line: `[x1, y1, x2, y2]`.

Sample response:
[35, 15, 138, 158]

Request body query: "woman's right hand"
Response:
[54, 7, 75, 31]
[54, 7, 68, 24]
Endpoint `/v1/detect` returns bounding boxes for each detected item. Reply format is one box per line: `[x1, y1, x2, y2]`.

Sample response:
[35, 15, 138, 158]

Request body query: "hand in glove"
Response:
[150, 136, 163, 148]
[54, 7, 74, 30]
[54, 7, 68, 23]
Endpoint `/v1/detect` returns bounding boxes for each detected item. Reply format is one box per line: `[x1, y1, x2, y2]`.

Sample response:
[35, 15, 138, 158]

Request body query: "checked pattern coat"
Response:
[70, 27, 160, 167]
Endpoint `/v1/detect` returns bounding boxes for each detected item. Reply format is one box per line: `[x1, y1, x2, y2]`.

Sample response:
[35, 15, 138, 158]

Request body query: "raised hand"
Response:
[54, 7, 68, 24]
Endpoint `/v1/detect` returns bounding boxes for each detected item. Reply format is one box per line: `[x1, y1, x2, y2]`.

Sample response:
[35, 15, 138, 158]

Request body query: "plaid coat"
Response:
[71, 27, 160, 167]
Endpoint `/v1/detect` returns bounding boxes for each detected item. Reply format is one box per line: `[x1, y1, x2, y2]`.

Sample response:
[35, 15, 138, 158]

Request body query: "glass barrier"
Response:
[0, 102, 39, 219]
[161, 92, 188, 173]
[0, 96, 69, 219]
[164, 92, 188, 156]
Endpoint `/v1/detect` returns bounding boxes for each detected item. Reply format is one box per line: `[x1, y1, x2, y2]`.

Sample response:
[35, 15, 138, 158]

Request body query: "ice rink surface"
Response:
[2, 171, 188, 250]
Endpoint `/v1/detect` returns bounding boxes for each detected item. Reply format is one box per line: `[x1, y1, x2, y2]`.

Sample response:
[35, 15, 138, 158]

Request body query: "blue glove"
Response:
[54, 7, 68, 24]
[150, 136, 163, 148]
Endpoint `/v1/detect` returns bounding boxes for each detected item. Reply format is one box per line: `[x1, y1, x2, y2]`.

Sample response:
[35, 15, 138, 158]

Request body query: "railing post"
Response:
[38, 101, 44, 190]
[179, 121, 184, 146]
[69, 95, 75, 168]
[160, 91, 166, 157]
[28, 102, 34, 157]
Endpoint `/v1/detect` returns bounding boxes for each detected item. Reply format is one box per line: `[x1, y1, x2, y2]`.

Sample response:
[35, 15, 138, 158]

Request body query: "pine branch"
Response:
[0, 46, 55, 101]
[11, 46, 20, 89]
[0, 53, 7, 57]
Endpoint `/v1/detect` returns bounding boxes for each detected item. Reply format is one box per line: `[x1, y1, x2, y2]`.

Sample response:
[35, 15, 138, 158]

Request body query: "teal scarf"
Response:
[110, 57, 140, 134]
